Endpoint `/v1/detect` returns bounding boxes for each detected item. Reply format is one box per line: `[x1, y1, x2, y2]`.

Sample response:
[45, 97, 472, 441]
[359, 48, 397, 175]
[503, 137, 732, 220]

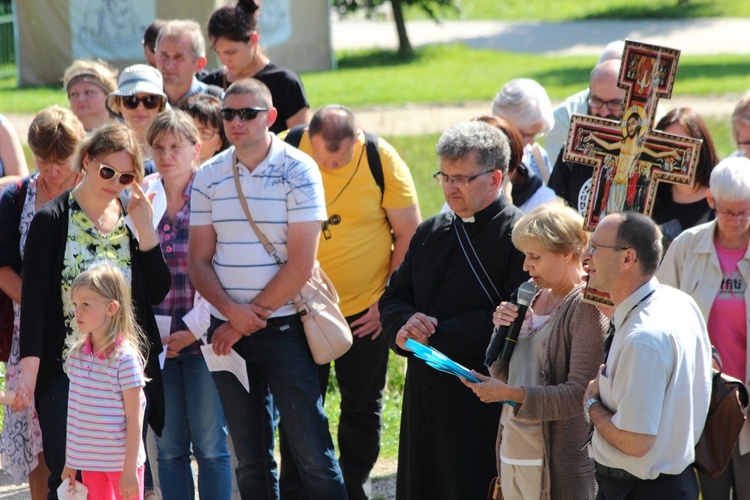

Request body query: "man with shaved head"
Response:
[547, 58, 628, 215]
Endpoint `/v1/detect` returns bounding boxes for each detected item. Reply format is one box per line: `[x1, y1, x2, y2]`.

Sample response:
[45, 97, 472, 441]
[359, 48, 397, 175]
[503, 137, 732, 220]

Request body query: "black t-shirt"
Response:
[651, 186, 714, 249]
[548, 150, 595, 216]
[201, 62, 309, 135]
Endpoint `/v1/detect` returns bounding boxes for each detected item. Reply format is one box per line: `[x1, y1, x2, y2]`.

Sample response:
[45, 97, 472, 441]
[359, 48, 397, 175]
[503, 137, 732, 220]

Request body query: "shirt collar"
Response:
[82, 334, 123, 359]
[613, 277, 659, 331]
[237, 135, 285, 176]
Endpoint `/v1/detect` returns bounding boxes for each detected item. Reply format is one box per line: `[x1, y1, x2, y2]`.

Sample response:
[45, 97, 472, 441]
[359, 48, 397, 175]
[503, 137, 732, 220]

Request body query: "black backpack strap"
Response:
[285, 127, 384, 199]
[204, 84, 224, 98]
[283, 125, 308, 148]
[363, 131, 384, 200]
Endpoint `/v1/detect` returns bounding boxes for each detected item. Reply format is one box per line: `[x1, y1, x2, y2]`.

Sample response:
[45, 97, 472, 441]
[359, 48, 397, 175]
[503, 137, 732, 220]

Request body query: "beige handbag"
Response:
[232, 155, 353, 364]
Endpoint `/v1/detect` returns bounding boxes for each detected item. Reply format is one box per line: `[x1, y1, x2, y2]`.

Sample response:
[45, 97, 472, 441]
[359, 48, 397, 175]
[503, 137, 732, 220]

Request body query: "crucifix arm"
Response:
[585, 133, 619, 151]
[641, 146, 679, 159]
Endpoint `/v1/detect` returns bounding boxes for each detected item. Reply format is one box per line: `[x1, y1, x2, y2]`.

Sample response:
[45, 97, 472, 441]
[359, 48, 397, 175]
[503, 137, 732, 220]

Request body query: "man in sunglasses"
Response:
[277, 105, 421, 500]
[379, 121, 528, 499]
[155, 20, 223, 107]
[188, 78, 346, 499]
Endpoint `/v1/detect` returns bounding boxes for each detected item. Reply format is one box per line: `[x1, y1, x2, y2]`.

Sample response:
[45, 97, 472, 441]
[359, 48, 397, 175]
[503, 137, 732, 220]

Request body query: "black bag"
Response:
[694, 348, 749, 479]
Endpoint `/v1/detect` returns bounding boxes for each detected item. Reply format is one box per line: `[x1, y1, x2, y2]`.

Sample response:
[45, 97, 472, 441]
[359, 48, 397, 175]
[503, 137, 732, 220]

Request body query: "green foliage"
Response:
[334, 0, 459, 22]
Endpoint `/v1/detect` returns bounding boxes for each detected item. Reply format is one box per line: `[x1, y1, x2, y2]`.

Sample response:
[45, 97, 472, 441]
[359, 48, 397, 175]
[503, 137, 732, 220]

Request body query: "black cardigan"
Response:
[19, 191, 171, 434]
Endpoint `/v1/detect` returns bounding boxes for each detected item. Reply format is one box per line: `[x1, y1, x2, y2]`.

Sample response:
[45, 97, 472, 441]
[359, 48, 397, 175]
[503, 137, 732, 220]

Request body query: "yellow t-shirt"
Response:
[286, 130, 418, 316]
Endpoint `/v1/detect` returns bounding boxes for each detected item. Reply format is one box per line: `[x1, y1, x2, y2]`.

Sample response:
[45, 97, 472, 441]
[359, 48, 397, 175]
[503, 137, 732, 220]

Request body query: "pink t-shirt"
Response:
[707, 243, 747, 381]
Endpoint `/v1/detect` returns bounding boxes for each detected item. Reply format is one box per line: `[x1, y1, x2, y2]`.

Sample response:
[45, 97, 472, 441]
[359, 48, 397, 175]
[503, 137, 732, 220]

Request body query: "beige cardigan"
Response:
[491, 283, 607, 500]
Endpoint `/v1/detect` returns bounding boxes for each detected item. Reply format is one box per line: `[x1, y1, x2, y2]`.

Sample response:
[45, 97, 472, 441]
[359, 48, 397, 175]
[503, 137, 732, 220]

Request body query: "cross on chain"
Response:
[563, 40, 703, 231]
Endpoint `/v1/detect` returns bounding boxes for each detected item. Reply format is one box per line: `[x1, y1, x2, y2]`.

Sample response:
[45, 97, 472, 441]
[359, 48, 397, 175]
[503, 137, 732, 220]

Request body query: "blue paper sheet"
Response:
[405, 338, 481, 383]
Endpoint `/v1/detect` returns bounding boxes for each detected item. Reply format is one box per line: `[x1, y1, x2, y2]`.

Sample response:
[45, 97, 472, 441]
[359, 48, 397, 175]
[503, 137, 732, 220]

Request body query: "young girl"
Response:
[61, 265, 148, 500]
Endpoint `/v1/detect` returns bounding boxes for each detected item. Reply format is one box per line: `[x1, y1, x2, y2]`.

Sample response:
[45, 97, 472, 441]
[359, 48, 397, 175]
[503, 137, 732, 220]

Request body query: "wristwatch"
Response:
[584, 397, 600, 424]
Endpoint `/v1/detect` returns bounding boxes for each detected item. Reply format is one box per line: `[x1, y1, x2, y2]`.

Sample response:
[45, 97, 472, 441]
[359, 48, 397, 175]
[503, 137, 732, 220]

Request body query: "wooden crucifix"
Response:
[563, 40, 703, 232]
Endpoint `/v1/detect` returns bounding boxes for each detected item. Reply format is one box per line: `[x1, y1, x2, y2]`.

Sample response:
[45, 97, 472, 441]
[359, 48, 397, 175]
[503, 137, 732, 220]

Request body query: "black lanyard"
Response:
[603, 288, 656, 364]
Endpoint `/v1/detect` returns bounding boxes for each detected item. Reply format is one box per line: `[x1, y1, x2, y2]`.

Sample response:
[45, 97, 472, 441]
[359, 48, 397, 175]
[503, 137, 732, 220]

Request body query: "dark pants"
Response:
[279, 309, 389, 500]
[37, 374, 69, 500]
[595, 462, 699, 499]
[208, 315, 346, 500]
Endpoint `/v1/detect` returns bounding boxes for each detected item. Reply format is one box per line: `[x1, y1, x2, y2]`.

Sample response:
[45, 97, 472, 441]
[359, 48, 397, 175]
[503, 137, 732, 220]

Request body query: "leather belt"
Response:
[595, 462, 639, 481]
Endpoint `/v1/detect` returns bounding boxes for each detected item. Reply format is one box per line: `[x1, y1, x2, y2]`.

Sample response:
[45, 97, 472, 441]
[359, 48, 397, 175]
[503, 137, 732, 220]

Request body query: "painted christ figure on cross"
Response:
[563, 39, 703, 231]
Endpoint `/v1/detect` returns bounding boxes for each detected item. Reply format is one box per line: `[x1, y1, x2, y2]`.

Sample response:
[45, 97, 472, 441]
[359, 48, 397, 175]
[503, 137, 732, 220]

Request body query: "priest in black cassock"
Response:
[380, 121, 528, 499]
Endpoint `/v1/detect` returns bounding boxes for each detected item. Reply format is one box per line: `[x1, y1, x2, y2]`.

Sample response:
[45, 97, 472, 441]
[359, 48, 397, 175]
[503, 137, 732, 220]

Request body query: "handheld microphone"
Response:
[484, 281, 537, 367]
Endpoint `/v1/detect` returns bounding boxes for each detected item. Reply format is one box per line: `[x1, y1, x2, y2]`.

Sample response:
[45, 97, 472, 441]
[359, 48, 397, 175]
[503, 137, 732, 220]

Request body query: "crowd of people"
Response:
[0, 1, 749, 499]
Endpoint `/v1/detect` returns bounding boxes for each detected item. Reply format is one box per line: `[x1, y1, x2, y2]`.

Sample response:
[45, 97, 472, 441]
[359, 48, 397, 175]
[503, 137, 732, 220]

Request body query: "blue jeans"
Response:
[280, 308, 389, 500]
[208, 315, 346, 500]
[155, 352, 232, 500]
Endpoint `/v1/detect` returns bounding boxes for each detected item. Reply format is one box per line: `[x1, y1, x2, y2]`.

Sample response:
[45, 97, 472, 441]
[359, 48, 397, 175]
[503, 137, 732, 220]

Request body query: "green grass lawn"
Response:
[405, 0, 750, 20]
[3, 46, 749, 113]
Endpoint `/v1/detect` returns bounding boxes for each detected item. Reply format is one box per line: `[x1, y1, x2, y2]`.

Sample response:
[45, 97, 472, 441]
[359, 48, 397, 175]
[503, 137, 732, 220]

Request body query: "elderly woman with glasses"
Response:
[107, 64, 170, 175]
[463, 199, 607, 500]
[657, 157, 750, 500]
[12, 123, 170, 496]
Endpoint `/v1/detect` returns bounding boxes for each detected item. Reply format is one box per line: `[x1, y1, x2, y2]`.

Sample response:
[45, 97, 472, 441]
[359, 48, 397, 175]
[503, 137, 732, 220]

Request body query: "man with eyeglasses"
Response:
[379, 121, 528, 499]
[547, 58, 627, 215]
[155, 20, 223, 107]
[276, 105, 421, 500]
[188, 78, 347, 499]
[581, 212, 711, 499]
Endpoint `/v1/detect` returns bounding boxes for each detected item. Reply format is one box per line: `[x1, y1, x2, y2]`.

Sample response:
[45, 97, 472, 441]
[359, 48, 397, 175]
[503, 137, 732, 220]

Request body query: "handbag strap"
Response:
[232, 152, 284, 267]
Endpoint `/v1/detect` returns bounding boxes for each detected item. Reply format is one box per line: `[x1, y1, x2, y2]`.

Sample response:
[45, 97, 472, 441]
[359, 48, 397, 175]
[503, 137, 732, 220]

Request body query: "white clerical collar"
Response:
[459, 215, 475, 223]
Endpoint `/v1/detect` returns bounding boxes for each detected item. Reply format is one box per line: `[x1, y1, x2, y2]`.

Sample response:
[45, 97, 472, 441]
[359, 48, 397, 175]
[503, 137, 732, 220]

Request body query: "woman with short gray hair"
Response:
[491, 78, 556, 210]
[657, 156, 750, 499]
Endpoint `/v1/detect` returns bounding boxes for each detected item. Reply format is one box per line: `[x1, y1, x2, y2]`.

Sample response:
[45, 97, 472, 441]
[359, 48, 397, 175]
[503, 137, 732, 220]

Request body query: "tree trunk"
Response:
[390, 0, 414, 56]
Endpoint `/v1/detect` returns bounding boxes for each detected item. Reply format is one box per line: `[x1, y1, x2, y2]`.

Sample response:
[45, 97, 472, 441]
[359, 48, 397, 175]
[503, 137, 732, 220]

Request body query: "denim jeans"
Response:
[208, 315, 346, 500]
[155, 352, 232, 500]
[279, 309, 389, 500]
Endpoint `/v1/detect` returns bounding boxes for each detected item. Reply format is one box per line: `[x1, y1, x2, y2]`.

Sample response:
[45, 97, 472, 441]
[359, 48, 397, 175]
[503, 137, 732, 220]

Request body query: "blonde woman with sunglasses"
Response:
[13, 123, 171, 497]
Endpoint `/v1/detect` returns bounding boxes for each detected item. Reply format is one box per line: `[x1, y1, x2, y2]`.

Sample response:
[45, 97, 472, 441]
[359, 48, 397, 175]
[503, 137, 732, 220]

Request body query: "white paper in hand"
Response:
[56, 477, 88, 500]
[154, 315, 172, 370]
[125, 176, 167, 240]
[200, 345, 250, 392]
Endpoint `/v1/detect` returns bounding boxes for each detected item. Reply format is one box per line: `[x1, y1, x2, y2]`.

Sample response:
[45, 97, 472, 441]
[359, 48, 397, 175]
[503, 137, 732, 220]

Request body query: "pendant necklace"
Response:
[322, 145, 365, 240]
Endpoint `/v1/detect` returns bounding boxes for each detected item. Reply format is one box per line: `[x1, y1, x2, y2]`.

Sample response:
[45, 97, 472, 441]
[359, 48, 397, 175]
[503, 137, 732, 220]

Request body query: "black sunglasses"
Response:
[96, 161, 136, 185]
[221, 107, 269, 121]
[121, 94, 163, 110]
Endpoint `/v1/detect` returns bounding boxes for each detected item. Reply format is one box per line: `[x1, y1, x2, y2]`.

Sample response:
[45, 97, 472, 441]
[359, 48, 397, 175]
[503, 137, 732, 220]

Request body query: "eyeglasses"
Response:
[220, 107, 269, 121]
[197, 127, 218, 141]
[433, 170, 494, 187]
[95, 160, 136, 185]
[121, 94, 163, 110]
[713, 203, 750, 221]
[587, 243, 630, 255]
[587, 93, 625, 113]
